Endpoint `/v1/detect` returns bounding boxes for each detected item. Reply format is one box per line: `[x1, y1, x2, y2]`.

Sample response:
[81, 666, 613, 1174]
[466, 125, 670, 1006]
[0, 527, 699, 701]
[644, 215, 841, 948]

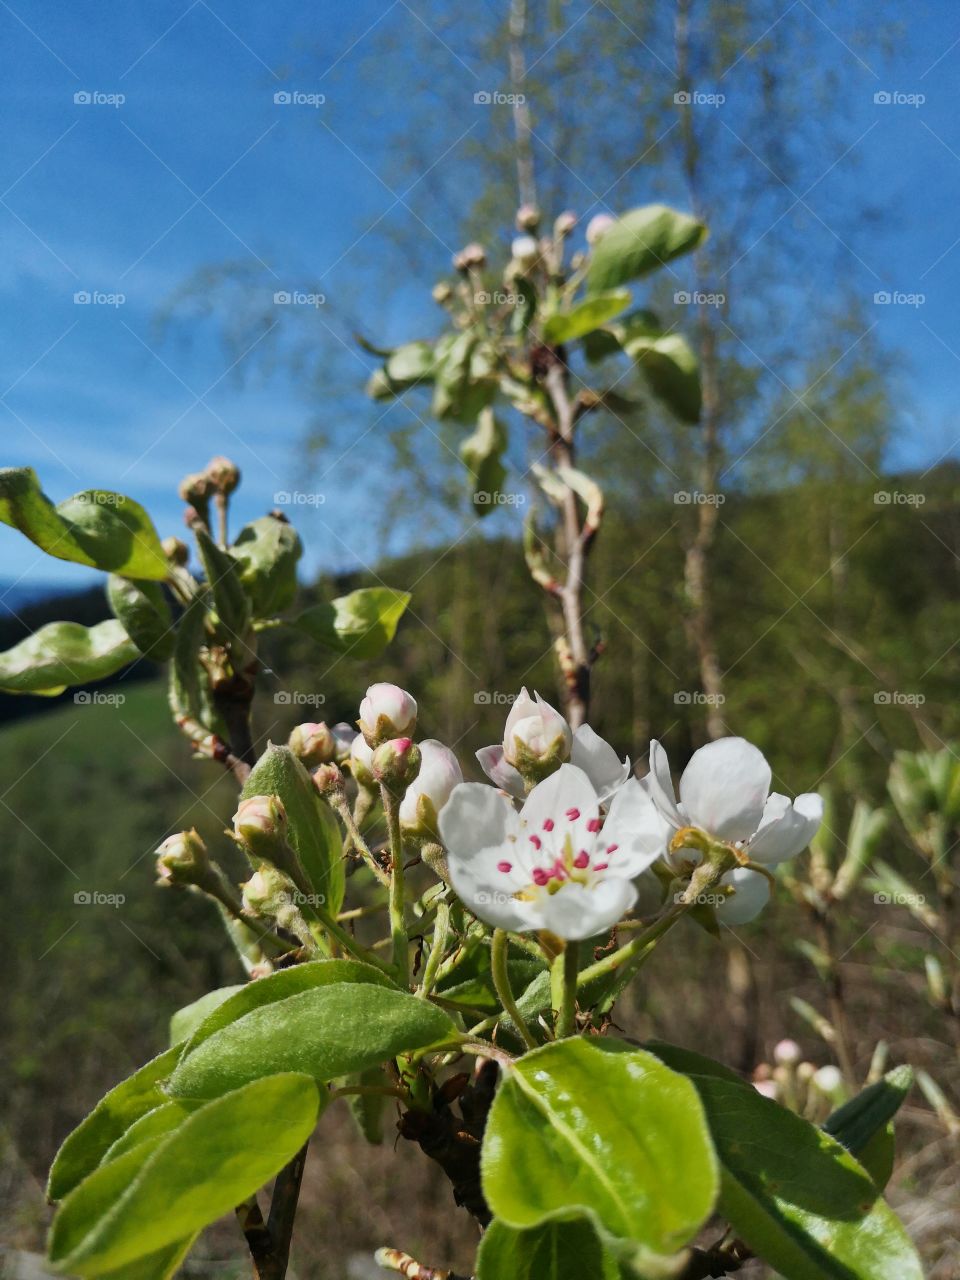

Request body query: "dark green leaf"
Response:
[367, 340, 436, 399]
[166, 591, 220, 739]
[193, 525, 251, 640]
[230, 516, 302, 617]
[48, 1074, 321, 1276]
[0, 467, 167, 579]
[460, 407, 509, 516]
[167, 985, 455, 1100]
[586, 205, 707, 291]
[643, 1039, 744, 1084]
[542, 289, 632, 344]
[622, 331, 701, 423]
[108, 576, 174, 662]
[823, 1065, 912, 1190]
[293, 586, 410, 660]
[477, 1216, 625, 1280]
[48, 1045, 184, 1202]
[241, 744, 345, 913]
[0, 619, 139, 696]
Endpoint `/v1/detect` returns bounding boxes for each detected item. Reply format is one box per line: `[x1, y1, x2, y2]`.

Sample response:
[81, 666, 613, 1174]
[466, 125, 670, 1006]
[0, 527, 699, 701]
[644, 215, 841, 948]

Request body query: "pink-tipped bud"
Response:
[331, 722, 357, 764]
[511, 235, 540, 269]
[399, 739, 463, 837]
[515, 203, 541, 231]
[773, 1038, 802, 1067]
[234, 795, 287, 858]
[502, 687, 571, 775]
[454, 242, 486, 272]
[162, 536, 189, 566]
[349, 734, 376, 787]
[554, 210, 577, 237]
[178, 471, 212, 505]
[156, 828, 209, 886]
[241, 865, 293, 916]
[312, 762, 344, 795]
[812, 1065, 844, 1097]
[586, 213, 616, 244]
[753, 1079, 779, 1100]
[205, 454, 240, 495]
[372, 737, 422, 793]
[358, 682, 418, 747]
[288, 721, 336, 768]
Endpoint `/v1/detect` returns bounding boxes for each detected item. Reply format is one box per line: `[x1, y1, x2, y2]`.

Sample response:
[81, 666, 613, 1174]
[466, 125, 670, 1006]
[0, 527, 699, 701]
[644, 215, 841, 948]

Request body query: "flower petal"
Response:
[439, 783, 534, 931]
[646, 739, 683, 828]
[747, 792, 823, 865]
[679, 737, 771, 841]
[519, 763, 599, 835]
[715, 868, 770, 926]
[571, 724, 631, 803]
[600, 777, 672, 876]
[476, 744, 525, 798]
[539, 877, 638, 941]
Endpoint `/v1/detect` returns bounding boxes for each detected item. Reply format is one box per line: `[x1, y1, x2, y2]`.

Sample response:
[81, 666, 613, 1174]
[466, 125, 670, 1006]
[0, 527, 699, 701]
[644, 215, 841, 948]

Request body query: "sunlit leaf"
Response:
[0, 619, 139, 696]
[587, 205, 707, 291]
[542, 289, 632, 344]
[108, 576, 174, 662]
[293, 586, 410, 659]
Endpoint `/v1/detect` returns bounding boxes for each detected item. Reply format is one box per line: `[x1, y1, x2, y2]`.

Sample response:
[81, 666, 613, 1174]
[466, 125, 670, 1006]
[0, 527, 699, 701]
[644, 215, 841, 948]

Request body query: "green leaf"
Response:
[621, 330, 701, 423]
[167, 984, 456, 1100]
[432, 332, 499, 422]
[643, 1039, 744, 1084]
[100, 1102, 195, 1164]
[691, 1074, 923, 1280]
[586, 205, 707, 291]
[344, 1065, 389, 1145]
[48, 1044, 185, 1202]
[477, 1216, 625, 1280]
[0, 619, 139, 696]
[183, 959, 397, 1052]
[241, 744, 345, 913]
[48, 1073, 321, 1276]
[460, 407, 509, 516]
[230, 515, 302, 617]
[438, 938, 545, 1015]
[0, 467, 167, 579]
[542, 289, 633, 344]
[166, 591, 219, 738]
[293, 586, 410, 660]
[169, 985, 245, 1046]
[366, 340, 436, 399]
[823, 1065, 912, 1190]
[481, 1040, 717, 1262]
[108, 576, 174, 662]
[193, 525, 251, 640]
[98, 1235, 197, 1280]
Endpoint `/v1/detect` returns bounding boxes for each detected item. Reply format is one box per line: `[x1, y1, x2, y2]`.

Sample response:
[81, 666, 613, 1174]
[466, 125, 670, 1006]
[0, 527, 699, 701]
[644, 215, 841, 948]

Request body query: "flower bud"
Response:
[233, 795, 288, 859]
[156, 828, 209, 886]
[205, 454, 240, 495]
[331, 721, 356, 764]
[312, 762, 344, 796]
[349, 734, 376, 787]
[432, 281, 453, 305]
[753, 1079, 779, 1100]
[554, 210, 577, 237]
[511, 235, 540, 269]
[515, 203, 541, 231]
[162, 536, 189, 566]
[399, 739, 463, 838]
[812, 1064, 844, 1096]
[372, 737, 421, 793]
[502, 687, 571, 779]
[586, 212, 616, 244]
[773, 1038, 802, 1066]
[796, 1061, 816, 1084]
[454, 242, 486, 272]
[358, 682, 418, 747]
[178, 471, 212, 506]
[288, 721, 336, 768]
[241, 866, 294, 916]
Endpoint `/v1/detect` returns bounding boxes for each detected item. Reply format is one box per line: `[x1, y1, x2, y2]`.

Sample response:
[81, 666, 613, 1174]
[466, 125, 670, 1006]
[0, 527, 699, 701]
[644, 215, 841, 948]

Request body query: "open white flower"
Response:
[646, 737, 823, 925]
[399, 739, 463, 836]
[477, 689, 630, 803]
[438, 763, 668, 940]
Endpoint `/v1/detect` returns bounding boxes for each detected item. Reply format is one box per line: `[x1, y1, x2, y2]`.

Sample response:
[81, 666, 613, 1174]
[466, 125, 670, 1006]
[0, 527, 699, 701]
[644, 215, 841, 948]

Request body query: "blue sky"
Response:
[1, 0, 958, 592]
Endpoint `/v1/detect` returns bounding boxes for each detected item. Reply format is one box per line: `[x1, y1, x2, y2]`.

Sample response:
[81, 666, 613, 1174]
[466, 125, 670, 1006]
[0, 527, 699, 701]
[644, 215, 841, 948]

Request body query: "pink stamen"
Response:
[542, 818, 555, 832]
[532, 867, 550, 886]
[606, 843, 619, 854]
[552, 858, 567, 880]
[573, 850, 590, 869]
[497, 861, 512, 873]
[565, 807, 580, 821]
[586, 817, 602, 833]
[593, 862, 609, 872]
[529, 834, 542, 850]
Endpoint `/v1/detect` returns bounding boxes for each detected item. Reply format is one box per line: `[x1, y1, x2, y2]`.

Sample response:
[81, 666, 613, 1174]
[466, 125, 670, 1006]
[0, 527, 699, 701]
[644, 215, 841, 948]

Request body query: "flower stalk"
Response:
[491, 929, 539, 1050]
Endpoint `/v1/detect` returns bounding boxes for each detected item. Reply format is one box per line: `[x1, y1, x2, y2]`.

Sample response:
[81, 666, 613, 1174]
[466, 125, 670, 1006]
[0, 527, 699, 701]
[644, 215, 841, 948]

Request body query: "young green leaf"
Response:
[480, 1040, 717, 1261]
[230, 515, 302, 617]
[107, 576, 174, 662]
[293, 586, 410, 659]
[99, 1102, 196, 1164]
[541, 289, 633, 344]
[169, 985, 245, 1046]
[460, 407, 508, 516]
[477, 1216, 626, 1280]
[48, 1073, 321, 1276]
[167, 984, 456, 1100]
[193, 525, 251, 641]
[366, 340, 436, 399]
[48, 1044, 185, 1202]
[241, 744, 345, 913]
[586, 205, 707, 291]
[0, 619, 140, 695]
[621, 331, 701, 423]
[0, 467, 167, 579]
[691, 1074, 923, 1280]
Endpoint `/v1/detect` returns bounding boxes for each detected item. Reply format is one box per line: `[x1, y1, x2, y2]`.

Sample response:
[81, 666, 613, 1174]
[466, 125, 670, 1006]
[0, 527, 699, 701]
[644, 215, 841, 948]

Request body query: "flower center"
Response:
[497, 809, 619, 899]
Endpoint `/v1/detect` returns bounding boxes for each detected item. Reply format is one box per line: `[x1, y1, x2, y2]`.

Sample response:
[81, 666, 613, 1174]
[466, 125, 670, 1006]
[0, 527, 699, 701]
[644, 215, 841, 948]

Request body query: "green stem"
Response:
[381, 784, 409, 982]
[555, 942, 579, 1038]
[333, 792, 390, 887]
[418, 898, 451, 999]
[491, 929, 539, 1050]
[577, 902, 687, 991]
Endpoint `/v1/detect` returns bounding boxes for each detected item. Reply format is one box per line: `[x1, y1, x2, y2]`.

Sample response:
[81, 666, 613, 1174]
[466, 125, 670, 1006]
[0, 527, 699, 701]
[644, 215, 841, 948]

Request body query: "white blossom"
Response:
[399, 739, 463, 835]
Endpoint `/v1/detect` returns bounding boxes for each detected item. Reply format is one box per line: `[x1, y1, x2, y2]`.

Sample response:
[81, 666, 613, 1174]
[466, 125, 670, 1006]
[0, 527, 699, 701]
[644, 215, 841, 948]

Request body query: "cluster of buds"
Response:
[752, 1040, 845, 1117]
[204, 454, 240, 496]
[515, 203, 541, 231]
[178, 455, 241, 528]
[453, 243, 486, 272]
